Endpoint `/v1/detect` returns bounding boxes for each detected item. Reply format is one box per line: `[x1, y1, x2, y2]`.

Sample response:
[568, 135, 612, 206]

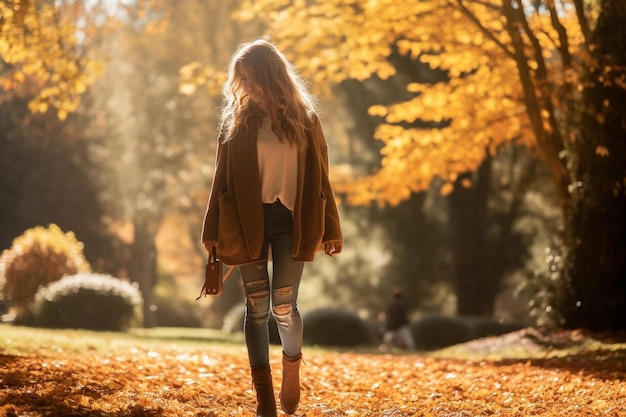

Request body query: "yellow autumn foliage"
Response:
[0, 0, 108, 119]
[233, 0, 593, 206]
[0, 224, 90, 315]
[178, 61, 227, 97]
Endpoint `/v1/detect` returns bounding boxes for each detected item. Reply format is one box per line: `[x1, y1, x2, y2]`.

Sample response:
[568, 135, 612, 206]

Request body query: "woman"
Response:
[201, 39, 343, 417]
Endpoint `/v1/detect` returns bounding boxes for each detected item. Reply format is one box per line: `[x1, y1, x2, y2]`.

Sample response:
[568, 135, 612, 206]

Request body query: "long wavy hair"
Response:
[219, 39, 318, 150]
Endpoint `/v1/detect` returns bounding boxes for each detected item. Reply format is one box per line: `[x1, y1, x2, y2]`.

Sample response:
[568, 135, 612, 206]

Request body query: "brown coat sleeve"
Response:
[201, 132, 227, 245]
[311, 115, 343, 244]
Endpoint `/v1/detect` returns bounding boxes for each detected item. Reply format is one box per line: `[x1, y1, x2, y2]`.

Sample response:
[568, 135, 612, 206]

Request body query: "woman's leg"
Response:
[239, 260, 272, 367]
[271, 246, 304, 357]
[239, 258, 277, 417]
[265, 201, 305, 415]
[265, 202, 305, 357]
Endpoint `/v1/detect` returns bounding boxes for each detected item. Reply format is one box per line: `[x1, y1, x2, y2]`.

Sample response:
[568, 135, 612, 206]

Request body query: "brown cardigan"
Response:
[201, 114, 343, 265]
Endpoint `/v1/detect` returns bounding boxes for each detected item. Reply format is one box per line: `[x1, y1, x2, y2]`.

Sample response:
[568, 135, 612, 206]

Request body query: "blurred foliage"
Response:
[31, 272, 143, 330]
[0, 224, 90, 315]
[308, 62, 554, 317]
[518, 236, 566, 327]
[81, 0, 263, 326]
[0, 0, 110, 119]
[0, 97, 125, 274]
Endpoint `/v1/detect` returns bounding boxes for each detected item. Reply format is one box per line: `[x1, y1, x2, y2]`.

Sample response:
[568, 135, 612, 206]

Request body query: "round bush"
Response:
[303, 308, 373, 348]
[31, 273, 143, 331]
[411, 314, 474, 350]
[467, 316, 527, 339]
[0, 224, 90, 316]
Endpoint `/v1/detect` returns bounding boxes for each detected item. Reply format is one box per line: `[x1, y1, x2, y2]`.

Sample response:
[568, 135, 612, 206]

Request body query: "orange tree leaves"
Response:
[0, 0, 167, 120]
[0, 0, 110, 119]
[234, 0, 592, 207]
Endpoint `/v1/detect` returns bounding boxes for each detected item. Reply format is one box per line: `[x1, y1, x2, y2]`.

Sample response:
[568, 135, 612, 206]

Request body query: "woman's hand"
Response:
[323, 241, 342, 257]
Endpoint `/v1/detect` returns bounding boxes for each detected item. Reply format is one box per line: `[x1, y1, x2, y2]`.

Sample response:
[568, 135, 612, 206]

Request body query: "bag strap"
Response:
[222, 265, 236, 282]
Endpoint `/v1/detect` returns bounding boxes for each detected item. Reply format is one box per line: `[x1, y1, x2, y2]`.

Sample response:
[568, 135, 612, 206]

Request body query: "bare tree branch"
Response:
[455, 0, 516, 60]
[546, 0, 572, 68]
[572, 0, 591, 44]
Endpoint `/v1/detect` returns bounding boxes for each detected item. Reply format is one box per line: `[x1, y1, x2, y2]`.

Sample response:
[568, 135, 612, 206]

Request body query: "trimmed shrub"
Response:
[411, 314, 474, 350]
[303, 308, 373, 348]
[467, 316, 527, 339]
[0, 224, 90, 316]
[31, 273, 143, 331]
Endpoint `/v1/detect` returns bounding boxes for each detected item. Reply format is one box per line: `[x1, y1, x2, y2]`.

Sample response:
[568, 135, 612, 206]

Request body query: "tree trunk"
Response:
[562, 0, 626, 330]
[129, 214, 159, 328]
[502, 0, 571, 214]
[448, 159, 495, 316]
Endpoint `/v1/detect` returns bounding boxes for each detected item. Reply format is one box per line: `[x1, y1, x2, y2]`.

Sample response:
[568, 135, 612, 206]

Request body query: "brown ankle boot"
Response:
[251, 364, 277, 417]
[279, 352, 302, 414]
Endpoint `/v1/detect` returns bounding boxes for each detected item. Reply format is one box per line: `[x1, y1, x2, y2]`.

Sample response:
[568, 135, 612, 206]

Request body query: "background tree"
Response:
[560, 0, 626, 330]
[0, 96, 118, 272]
[85, 2, 212, 326]
[447, 149, 551, 316]
[331, 75, 452, 316]
[332, 37, 544, 317]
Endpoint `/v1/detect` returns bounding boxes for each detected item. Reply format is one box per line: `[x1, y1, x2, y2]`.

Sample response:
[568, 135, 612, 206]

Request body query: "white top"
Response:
[256, 117, 298, 211]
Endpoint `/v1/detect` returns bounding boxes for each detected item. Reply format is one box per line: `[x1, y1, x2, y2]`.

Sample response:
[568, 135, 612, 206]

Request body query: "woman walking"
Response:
[201, 39, 343, 416]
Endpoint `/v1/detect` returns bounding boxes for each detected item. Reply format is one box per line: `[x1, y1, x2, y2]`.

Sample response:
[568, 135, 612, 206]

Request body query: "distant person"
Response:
[200, 39, 343, 417]
[383, 288, 416, 351]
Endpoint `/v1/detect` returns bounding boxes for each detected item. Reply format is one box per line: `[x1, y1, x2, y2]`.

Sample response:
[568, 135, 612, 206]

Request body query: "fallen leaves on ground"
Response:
[1, 328, 625, 417]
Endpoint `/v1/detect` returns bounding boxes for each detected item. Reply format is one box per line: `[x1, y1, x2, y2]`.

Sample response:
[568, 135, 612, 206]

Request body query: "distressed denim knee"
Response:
[272, 285, 303, 358]
[245, 278, 271, 319]
[272, 285, 297, 326]
[241, 266, 272, 367]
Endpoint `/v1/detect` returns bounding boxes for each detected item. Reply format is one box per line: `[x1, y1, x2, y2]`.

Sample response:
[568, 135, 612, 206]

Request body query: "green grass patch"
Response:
[0, 324, 245, 357]
[3, 324, 625, 362]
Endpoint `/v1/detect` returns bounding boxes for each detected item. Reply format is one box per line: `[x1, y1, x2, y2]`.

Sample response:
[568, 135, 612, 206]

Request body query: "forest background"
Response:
[1, 0, 624, 335]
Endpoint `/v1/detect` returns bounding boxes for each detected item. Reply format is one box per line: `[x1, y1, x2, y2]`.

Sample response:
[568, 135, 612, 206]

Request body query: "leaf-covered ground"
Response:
[1, 326, 625, 417]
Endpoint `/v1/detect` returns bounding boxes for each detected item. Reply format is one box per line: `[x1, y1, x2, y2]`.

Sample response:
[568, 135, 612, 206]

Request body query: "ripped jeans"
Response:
[238, 200, 305, 367]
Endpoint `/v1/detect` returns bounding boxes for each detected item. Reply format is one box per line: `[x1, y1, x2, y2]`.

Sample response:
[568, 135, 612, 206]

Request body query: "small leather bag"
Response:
[196, 247, 233, 299]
